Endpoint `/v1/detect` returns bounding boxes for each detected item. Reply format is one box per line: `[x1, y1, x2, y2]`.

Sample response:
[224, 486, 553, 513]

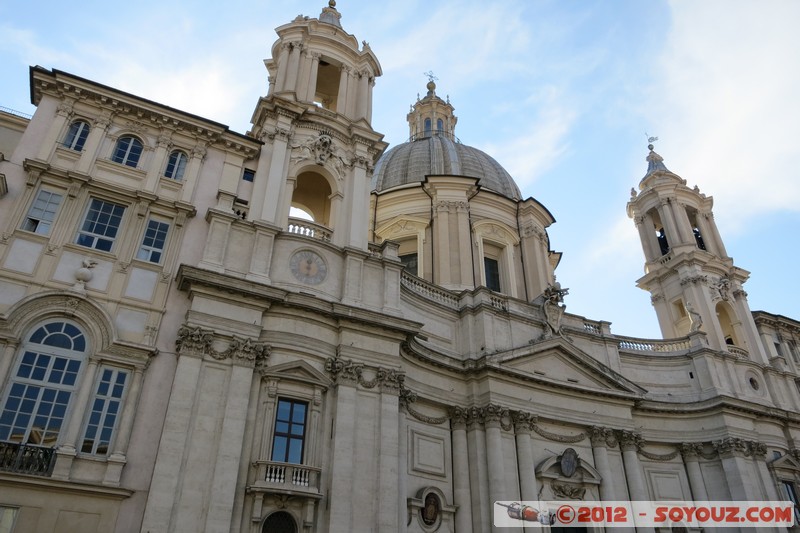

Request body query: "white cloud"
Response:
[650, 0, 800, 231]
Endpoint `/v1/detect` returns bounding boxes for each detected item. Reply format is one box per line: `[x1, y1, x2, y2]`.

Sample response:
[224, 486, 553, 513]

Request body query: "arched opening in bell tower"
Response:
[289, 171, 333, 240]
[686, 207, 707, 251]
[648, 208, 670, 256]
[314, 58, 341, 111]
[716, 301, 742, 348]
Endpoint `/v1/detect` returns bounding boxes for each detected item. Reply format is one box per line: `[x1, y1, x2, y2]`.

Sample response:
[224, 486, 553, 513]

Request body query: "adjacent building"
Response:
[0, 3, 799, 532]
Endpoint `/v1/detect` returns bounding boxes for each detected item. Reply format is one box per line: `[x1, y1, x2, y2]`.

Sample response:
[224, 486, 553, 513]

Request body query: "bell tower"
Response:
[243, 1, 387, 250]
[627, 144, 768, 363]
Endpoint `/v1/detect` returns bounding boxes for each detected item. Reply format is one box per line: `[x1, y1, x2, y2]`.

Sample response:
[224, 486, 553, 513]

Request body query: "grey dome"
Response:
[372, 135, 522, 200]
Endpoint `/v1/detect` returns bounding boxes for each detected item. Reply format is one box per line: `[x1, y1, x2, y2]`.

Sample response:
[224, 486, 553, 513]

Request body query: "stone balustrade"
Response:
[287, 217, 332, 242]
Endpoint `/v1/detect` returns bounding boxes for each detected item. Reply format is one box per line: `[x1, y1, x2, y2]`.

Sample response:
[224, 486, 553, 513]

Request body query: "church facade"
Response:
[0, 3, 799, 532]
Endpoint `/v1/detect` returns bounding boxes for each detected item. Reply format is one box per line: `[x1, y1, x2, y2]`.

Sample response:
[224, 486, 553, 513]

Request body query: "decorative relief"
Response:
[175, 325, 270, 369]
[712, 437, 765, 457]
[552, 481, 585, 500]
[713, 276, 731, 301]
[534, 423, 586, 444]
[679, 442, 704, 459]
[617, 430, 643, 451]
[542, 281, 569, 339]
[290, 132, 337, 165]
[680, 275, 708, 286]
[56, 102, 74, 117]
[324, 356, 405, 394]
[511, 411, 537, 434]
[638, 446, 680, 462]
[650, 293, 664, 304]
[448, 406, 469, 429]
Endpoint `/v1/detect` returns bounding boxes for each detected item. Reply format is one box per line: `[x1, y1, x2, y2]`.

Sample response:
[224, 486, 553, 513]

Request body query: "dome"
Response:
[372, 135, 522, 200]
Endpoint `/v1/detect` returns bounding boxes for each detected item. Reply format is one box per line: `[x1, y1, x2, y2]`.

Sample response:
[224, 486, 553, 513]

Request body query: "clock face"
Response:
[289, 250, 328, 285]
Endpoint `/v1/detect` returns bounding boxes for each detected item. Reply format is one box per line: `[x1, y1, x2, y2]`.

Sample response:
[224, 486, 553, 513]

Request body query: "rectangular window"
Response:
[81, 367, 129, 455]
[136, 217, 170, 263]
[242, 169, 255, 182]
[789, 341, 800, 363]
[76, 198, 126, 252]
[0, 506, 19, 533]
[399, 253, 418, 276]
[22, 189, 63, 236]
[270, 399, 307, 464]
[484, 257, 501, 292]
[782, 481, 800, 524]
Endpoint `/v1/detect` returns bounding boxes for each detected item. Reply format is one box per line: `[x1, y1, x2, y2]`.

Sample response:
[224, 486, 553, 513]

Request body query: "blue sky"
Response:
[1, 0, 798, 338]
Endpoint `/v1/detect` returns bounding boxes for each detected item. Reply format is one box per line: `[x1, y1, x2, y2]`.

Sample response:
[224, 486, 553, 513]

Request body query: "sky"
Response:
[1, 0, 798, 339]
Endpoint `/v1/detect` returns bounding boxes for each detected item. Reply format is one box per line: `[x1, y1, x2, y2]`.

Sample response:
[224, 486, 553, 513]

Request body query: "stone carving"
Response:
[511, 411, 536, 433]
[449, 406, 469, 429]
[638, 446, 680, 462]
[542, 281, 569, 338]
[72, 258, 97, 292]
[552, 481, 585, 500]
[421, 493, 440, 526]
[714, 276, 731, 301]
[399, 384, 418, 410]
[680, 275, 708, 286]
[686, 302, 703, 333]
[533, 424, 586, 444]
[324, 356, 363, 384]
[589, 426, 617, 448]
[176, 326, 213, 355]
[712, 437, 765, 457]
[617, 430, 643, 451]
[679, 442, 704, 459]
[325, 356, 406, 395]
[559, 448, 579, 477]
[175, 326, 270, 369]
[291, 132, 335, 165]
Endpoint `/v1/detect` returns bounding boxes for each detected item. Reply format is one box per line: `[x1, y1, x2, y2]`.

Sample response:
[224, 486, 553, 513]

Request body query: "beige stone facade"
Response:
[0, 3, 799, 533]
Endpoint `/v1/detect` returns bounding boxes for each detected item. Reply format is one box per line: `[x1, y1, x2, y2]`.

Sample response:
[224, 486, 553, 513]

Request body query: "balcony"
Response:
[287, 218, 332, 242]
[249, 461, 322, 498]
[0, 441, 55, 476]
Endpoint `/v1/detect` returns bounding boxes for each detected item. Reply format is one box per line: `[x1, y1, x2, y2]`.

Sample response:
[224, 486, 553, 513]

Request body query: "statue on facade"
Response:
[542, 281, 569, 338]
[686, 301, 703, 332]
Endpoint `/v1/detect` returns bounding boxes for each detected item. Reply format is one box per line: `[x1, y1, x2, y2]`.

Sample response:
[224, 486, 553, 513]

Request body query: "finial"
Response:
[646, 133, 658, 151]
[329, 0, 336, 7]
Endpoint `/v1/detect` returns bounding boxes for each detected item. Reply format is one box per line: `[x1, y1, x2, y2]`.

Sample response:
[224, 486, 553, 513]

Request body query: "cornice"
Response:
[176, 265, 421, 336]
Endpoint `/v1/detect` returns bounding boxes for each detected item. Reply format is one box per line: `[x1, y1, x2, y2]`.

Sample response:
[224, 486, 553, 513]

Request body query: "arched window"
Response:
[63, 120, 90, 152]
[164, 150, 188, 181]
[424, 118, 432, 137]
[112, 136, 143, 168]
[262, 511, 297, 533]
[0, 321, 86, 446]
[436, 118, 443, 135]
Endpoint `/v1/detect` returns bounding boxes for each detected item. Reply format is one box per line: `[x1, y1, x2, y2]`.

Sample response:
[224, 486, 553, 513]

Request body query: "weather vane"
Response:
[424, 71, 438, 83]
[646, 133, 658, 150]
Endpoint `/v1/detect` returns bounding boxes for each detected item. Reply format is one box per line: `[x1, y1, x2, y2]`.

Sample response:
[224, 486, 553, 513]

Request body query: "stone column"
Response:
[619, 430, 655, 533]
[704, 212, 728, 258]
[657, 201, 680, 250]
[357, 69, 370, 121]
[680, 443, 709, 501]
[52, 356, 99, 479]
[110, 366, 144, 456]
[513, 412, 538, 502]
[327, 376, 359, 531]
[305, 52, 321, 102]
[337, 66, 351, 117]
[377, 380, 400, 533]
[285, 42, 302, 95]
[450, 407, 473, 533]
[433, 201, 451, 286]
[259, 128, 292, 223]
[179, 144, 206, 203]
[466, 406, 490, 531]
[619, 431, 649, 500]
[0, 342, 19, 387]
[274, 42, 291, 92]
[669, 201, 693, 244]
[484, 404, 507, 533]
[635, 214, 659, 261]
[589, 426, 617, 502]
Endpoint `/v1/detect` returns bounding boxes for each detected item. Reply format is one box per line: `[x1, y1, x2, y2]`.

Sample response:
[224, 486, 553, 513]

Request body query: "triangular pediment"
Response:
[261, 359, 332, 389]
[488, 337, 646, 395]
[770, 453, 800, 473]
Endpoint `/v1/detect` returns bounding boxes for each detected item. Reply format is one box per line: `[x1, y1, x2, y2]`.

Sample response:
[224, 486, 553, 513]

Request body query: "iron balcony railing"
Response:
[0, 441, 55, 476]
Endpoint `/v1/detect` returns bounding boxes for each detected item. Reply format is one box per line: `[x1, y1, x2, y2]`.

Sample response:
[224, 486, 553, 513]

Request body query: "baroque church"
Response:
[0, 2, 799, 532]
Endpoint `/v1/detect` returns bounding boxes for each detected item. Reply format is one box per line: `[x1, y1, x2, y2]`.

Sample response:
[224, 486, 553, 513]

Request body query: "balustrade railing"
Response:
[727, 345, 750, 358]
[258, 461, 321, 492]
[400, 271, 459, 309]
[0, 442, 55, 476]
[287, 218, 332, 242]
[616, 335, 691, 353]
